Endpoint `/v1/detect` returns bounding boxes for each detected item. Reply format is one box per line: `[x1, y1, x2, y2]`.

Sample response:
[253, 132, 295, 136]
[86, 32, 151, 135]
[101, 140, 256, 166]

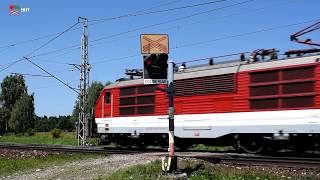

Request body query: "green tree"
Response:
[9, 94, 35, 134]
[72, 81, 107, 136]
[0, 107, 10, 135]
[72, 81, 106, 118]
[57, 115, 74, 131]
[0, 74, 28, 133]
[87, 81, 105, 114]
[0, 74, 27, 110]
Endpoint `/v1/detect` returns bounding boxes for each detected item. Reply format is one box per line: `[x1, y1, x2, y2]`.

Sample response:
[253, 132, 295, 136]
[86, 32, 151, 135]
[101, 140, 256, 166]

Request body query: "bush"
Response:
[50, 128, 62, 138]
[25, 128, 35, 136]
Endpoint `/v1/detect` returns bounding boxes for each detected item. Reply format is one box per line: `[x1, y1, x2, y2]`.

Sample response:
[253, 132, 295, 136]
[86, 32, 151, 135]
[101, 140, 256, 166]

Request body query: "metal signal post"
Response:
[139, 34, 175, 172]
[78, 17, 90, 146]
[168, 59, 176, 171]
[161, 59, 177, 173]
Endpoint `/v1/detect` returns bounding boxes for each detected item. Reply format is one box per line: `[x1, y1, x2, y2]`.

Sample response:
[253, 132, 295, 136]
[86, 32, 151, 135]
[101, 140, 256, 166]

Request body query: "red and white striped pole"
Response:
[162, 59, 177, 173]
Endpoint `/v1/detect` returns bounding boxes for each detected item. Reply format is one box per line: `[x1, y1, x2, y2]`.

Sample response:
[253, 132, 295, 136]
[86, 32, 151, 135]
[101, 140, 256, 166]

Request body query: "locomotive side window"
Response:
[137, 86, 156, 94]
[249, 66, 316, 110]
[250, 70, 278, 83]
[105, 92, 111, 104]
[120, 87, 135, 96]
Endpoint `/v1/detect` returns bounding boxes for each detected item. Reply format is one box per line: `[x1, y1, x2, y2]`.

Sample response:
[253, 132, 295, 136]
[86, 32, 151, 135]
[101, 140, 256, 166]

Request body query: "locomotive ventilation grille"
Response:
[174, 73, 235, 96]
[249, 66, 316, 110]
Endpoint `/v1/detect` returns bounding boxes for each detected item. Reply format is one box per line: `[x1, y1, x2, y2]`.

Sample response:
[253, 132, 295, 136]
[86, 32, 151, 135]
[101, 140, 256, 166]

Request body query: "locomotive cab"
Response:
[95, 89, 112, 118]
[95, 89, 113, 144]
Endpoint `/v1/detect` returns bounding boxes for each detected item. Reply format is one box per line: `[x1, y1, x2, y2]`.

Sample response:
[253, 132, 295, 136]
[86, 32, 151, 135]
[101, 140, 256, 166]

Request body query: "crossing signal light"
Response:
[143, 53, 168, 80]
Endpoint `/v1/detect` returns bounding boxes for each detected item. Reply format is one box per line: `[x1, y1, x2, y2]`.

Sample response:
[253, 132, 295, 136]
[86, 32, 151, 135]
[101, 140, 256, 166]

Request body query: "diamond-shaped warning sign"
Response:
[140, 34, 169, 54]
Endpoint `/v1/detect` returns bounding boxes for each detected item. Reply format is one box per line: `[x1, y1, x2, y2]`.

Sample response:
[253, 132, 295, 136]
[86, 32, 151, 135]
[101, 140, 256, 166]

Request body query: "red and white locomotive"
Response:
[95, 53, 320, 153]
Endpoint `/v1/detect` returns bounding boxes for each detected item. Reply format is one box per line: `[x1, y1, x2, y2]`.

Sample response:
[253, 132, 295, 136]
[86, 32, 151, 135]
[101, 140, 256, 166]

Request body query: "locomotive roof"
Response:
[104, 54, 320, 89]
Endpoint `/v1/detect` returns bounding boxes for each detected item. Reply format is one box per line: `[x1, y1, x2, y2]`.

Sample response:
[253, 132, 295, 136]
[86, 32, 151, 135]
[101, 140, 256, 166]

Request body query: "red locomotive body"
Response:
[95, 54, 320, 153]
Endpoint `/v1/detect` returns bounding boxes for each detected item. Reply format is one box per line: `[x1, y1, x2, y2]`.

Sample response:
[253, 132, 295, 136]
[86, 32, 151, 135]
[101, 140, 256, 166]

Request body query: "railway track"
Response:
[0, 142, 154, 154]
[1, 142, 320, 169]
[185, 153, 320, 169]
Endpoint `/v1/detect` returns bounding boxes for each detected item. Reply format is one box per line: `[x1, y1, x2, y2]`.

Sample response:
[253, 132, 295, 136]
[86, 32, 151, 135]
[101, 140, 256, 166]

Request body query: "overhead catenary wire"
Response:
[0, 22, 80, 73]
[90, 0, 226, 23]
[90, 0, 254, 44]
[25, 0, 253, 61]
[89, 18, 319, 65]
[1, 22, 81, 98]
[88, 0, 298, 65]
[86, 0, 298, 64]
[0, 0, 302, 68]
[0, 0, 183, 50]
[29, 79, 79, 91]
[174, 52, 250, 65]
[84, 0, 298, 51]
[24, 57, 79, 94]
[11, 72, 53, 78]
[174, 18, 320, 49]
[0, 32, 64, 49]
[0, 0, 299, 67]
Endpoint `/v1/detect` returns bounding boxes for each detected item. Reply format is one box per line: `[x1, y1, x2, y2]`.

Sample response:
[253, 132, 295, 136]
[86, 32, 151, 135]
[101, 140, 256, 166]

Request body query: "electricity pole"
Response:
[77, 17, 90, 146]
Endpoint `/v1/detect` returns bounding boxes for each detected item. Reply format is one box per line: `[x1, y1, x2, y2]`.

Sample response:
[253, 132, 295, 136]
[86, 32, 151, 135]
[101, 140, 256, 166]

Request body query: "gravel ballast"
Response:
[4, 153, 161, 180]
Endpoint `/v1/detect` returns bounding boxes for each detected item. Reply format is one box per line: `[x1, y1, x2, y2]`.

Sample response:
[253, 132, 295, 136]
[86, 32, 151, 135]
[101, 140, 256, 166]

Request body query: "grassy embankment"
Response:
[0, 132, 78, 145]
[102, 160, 308, 180]
[0, 153, 104, 177]
[0, 132, 232, 150]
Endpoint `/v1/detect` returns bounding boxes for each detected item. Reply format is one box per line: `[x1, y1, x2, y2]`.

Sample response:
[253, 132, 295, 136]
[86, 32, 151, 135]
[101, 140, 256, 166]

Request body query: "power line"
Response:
[86, 1, 297, 65]
[11, 72, 52, 78]
[0, 32, 62, 49]
[0, 0, 183, 50]
[11, 67, 75, 78]
[24, 57, 79, 94]
[31, 46, 81, 59]
[1, 0, 298, 68]
[0, 58, 25, 73]
[26, 22, 80, 57]
[0, 22, 80, 73]
[174, 52, 249, 64]
[89, 18, 319, 65]
[92, 54, 141, 64]
[27, 0, 253, 60]
[174, 19, 320, 49]
[29, 79, 79, 91]
[90, 0, 254, 44]
[88, 0, 296, 60]
[90, 0, 226, 23]
[165, 0, 300, 34]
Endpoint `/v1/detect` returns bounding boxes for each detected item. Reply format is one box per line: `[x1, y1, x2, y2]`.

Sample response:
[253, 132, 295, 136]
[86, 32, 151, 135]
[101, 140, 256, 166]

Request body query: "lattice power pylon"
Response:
[78, 17, 90, 146]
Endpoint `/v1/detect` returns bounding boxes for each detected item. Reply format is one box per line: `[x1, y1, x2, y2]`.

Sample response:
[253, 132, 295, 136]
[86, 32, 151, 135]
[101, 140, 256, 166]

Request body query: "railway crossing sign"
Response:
[140, 34, 169, 54]
[141, 34, 169, 85]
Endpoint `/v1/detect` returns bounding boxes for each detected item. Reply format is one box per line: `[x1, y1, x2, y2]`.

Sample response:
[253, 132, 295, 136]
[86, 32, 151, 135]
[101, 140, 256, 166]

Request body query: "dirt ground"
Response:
[2, 149, 320, 180]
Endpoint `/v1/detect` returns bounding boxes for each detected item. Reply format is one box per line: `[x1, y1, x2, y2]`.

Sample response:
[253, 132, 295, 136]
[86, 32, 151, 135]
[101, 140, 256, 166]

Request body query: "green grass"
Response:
[190, 144, 234, 151]
[102, 160, 292, 180]
[0, 133, 234, 151]
[189, 165, 277, 180]
[102, 160, 163, 180]
[0, 132, 77, 145]
[0, 153, 104, 177]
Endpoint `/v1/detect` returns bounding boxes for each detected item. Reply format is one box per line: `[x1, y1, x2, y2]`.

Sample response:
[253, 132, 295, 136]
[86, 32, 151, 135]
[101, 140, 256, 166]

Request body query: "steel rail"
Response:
[0, 143, 147, 154]
[1, 142, 320, 169]
[186, 153, 320, 169]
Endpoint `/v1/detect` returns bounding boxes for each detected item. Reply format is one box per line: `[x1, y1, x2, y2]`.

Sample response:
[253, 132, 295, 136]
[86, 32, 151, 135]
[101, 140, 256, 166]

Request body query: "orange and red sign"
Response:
[140, 34, 169, 54]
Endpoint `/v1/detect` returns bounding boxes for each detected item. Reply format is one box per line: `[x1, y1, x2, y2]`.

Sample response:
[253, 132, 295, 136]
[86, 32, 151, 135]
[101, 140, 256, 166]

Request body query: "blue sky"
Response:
[0, 0, 319, 116]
